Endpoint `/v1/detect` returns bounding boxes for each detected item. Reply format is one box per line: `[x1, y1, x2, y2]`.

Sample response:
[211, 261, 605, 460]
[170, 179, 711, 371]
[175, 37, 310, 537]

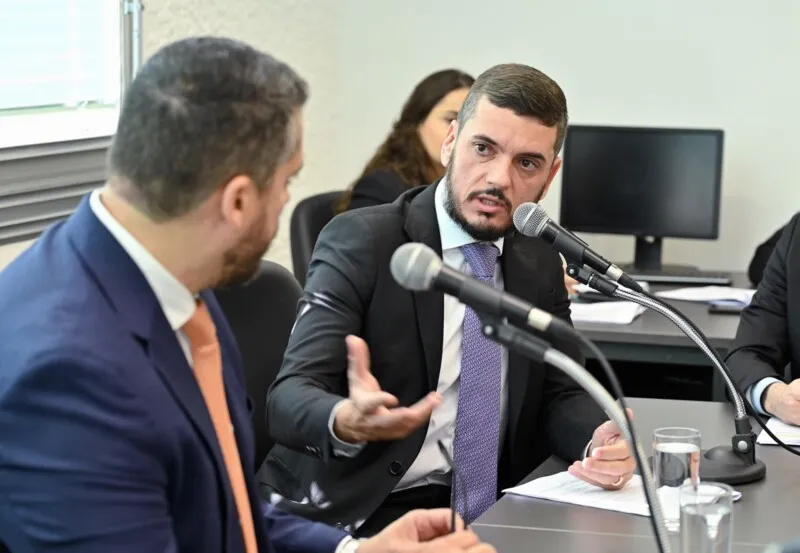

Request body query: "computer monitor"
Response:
[559, 124, 724, 273]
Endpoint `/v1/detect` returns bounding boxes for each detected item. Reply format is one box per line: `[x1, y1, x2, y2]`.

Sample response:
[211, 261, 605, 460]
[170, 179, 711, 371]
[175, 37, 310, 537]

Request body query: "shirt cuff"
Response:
[748, 377, 783, 416]
[335, 536, 365, 553]
[328, 399, 366, 458]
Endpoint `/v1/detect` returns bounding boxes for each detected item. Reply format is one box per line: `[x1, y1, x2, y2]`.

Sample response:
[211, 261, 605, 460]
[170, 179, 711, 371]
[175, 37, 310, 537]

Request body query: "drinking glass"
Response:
[653, 427, 701, 531]
[679, 481, 734, 553]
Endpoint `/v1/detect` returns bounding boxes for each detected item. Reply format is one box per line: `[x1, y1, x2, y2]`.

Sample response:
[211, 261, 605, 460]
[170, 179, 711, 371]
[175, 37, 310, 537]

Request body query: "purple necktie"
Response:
[452, 242, 503, 523]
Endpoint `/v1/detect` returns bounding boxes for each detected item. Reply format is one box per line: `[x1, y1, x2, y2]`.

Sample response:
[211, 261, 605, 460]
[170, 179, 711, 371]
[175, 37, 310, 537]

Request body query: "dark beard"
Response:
[443, 181, 509, 241]
[442, 152, 547, 241]
[216, 218, 271, 288]
[443, 155, 512, 241]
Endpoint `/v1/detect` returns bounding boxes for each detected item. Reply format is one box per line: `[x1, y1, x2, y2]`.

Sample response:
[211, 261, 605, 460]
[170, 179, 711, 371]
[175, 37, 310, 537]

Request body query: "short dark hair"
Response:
[458, 63, 568, 153]
[108, 36, 308, 220]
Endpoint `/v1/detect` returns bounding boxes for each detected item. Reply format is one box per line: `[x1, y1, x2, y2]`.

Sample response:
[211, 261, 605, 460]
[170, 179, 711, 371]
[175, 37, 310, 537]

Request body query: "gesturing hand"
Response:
[333, 335, 442, 444]
[568, 408, 637, 490]
[359, 509, 496, 553]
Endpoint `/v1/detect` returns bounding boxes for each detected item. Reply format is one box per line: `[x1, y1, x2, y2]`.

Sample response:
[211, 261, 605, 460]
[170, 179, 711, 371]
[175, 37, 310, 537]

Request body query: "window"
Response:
[0, 0, 135, 246]
[0, 0, 122, 149]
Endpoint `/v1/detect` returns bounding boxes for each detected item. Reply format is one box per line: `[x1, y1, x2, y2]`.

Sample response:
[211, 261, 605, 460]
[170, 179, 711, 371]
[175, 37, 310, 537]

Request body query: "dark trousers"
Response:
[355, 485, 452, 538]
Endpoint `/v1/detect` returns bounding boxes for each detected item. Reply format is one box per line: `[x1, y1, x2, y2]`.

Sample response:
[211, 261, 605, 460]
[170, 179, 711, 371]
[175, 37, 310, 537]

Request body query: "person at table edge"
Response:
[727, 211, 800, 425]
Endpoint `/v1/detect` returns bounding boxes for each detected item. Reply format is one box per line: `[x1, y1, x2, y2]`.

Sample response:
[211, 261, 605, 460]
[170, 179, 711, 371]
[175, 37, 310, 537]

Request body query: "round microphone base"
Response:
[697, 446, 766, 485]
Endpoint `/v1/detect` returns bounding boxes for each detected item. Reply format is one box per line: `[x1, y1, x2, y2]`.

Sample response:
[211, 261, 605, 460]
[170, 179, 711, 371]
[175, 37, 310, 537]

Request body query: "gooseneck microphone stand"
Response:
[477, 313, 671, 553]
[566, 263, 768, 485]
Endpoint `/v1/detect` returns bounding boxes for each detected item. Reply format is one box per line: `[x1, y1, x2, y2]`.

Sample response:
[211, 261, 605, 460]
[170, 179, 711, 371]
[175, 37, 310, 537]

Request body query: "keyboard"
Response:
[623, 265, 733, 286]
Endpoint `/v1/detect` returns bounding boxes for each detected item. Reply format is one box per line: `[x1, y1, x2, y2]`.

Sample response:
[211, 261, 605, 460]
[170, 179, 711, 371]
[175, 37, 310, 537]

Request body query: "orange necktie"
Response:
[183, 301, 258, 553]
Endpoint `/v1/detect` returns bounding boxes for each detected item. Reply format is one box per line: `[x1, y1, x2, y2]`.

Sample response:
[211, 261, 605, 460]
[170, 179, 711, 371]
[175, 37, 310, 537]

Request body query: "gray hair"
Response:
[108, 36, 308, 220]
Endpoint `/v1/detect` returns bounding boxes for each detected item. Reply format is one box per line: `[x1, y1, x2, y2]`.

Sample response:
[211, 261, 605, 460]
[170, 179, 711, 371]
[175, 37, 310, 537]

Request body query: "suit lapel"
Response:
[205, 290, 268, 551]
[145, 313, 231, 488]
[208, 292, 270, 551]
[205, 290, 256, 472]
[501, 234, 543, 438]
[404, 184, 445, 390]
[66, 198, 234, 534]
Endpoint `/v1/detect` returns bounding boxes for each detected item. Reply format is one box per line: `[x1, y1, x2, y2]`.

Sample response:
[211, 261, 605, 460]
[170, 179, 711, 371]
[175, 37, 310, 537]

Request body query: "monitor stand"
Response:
[619, 237, 733, 286]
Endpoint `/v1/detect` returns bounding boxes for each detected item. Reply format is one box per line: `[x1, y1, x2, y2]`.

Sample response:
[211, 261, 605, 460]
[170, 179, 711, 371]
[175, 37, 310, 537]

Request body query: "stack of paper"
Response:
[570, 301, 646, 325]
[504, 471, 652, 516]
[503, 471, 741, 520]
[655, 286, 755, 304]
[756, 417, 800, 445]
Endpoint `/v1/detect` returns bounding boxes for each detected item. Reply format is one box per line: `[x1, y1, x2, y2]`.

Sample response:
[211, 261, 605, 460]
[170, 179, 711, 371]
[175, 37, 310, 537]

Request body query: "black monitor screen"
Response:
[559, 125, 723, 239]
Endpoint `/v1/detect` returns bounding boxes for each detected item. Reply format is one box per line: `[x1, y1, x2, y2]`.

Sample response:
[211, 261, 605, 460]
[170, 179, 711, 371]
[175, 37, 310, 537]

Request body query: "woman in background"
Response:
[334, 67, 579, 295]
[336, 69, 475, 213]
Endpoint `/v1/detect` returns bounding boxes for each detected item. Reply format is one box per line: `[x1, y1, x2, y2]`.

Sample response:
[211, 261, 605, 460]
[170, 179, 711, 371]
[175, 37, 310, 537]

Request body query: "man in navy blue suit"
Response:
[0, 37, 493, 553]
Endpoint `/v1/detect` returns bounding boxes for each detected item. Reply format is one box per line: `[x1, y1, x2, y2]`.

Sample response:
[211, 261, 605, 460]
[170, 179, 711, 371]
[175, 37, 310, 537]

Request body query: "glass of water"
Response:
[653, 427, 701, 531]
[679, 481, 734, 553]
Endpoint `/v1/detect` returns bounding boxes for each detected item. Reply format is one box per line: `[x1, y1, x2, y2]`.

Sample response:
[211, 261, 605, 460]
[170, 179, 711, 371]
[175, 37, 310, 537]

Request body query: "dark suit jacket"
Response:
[258, 183, 606, 529]
[727, 212, 800, 393]
[0, 198, 345, 553]
[748, 225, 786, 286]
[345, 169, 408, 211]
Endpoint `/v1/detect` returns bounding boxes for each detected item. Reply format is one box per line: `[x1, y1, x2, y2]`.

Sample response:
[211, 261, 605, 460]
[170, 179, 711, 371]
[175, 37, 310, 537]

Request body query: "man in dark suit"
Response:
[0, 37, 493, 553]
[747, 224, 786, 286]
[258, 63, 637, 537]
[728, 212, 800, 424]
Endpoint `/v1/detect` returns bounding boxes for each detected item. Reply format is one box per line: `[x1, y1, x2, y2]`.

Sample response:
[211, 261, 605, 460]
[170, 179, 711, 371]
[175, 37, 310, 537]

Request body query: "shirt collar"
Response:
[89, 190, 196, 332]
[434, 179, 505, 254]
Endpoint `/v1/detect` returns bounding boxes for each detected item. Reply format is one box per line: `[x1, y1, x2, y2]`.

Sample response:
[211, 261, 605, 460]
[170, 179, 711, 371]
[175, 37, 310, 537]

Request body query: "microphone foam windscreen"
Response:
[390, 242, 441, 292]
[513, 203, 549, 237]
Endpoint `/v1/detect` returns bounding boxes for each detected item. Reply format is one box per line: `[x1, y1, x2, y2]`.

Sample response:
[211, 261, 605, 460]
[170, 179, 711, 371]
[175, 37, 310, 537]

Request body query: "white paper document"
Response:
[570, 301, 646, 325]
[503, 472, 741, 519]
[756, 417, 800, 445]
[655, 286, 755, 304]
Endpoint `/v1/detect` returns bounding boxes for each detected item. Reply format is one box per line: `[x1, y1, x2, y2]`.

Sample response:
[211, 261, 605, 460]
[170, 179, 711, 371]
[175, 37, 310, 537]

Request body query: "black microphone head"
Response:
[513, 202, 550, 237]
[390, 242, 442, 292]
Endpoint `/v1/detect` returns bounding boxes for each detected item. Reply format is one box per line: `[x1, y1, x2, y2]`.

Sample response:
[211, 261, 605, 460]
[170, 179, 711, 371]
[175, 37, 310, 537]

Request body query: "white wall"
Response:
[144, 0, 342, 269]
[2, 0, 798, 274]
[337, 0, 800, 271]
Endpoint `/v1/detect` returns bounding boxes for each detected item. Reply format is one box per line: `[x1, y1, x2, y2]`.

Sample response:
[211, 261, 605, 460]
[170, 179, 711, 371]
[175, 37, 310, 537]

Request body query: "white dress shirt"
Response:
[395, 182, 508, 490]
[89, 190, 197, 364]
[327, 181, 509, 492]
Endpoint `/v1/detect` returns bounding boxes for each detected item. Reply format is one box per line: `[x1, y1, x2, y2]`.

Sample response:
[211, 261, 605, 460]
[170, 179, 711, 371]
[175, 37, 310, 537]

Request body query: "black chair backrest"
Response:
[290, 191, 342, 287]
[214, 260, 303, 467]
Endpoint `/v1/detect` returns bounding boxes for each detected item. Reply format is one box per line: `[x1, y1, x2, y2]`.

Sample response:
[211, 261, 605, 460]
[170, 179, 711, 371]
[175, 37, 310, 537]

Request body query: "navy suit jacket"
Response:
[0, 198, 346, 553]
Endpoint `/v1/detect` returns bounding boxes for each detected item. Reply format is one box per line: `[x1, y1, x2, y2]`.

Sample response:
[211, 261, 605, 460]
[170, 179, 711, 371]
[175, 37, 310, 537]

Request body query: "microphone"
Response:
[513, 202, 644, 293]
[390, 244, 672, 553]
[389, 242, 575, 342]
[566, 263, 769, 485]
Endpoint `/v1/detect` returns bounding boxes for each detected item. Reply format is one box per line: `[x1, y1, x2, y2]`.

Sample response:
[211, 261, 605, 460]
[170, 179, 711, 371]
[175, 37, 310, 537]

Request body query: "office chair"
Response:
[289, 191, 342, 287]
[214, 260, 303, 467]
